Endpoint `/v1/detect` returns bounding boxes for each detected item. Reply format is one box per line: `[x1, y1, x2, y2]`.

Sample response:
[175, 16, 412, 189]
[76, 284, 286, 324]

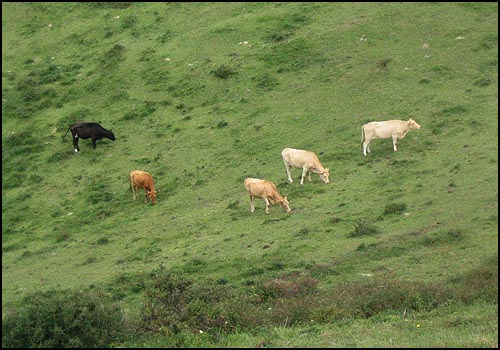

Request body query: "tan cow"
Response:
[281, 148, 330, 185]
[129, 170, 158, 204]
[244, 178, 291, 214]
[361, 118, 421, 156]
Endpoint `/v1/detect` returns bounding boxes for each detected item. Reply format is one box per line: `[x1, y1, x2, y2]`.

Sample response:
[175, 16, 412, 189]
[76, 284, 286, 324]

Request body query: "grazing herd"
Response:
[64, 118, 420, 209]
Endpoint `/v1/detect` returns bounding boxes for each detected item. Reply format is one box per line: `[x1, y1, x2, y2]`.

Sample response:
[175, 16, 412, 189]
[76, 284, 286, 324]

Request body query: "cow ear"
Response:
[155, 190, 160, 193]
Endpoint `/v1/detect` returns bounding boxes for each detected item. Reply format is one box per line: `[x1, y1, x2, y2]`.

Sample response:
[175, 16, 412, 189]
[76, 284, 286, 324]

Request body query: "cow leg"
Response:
[132, 186, 138, 200]
[363, 140, 370, 156]
[249, 195, 255, 213]
[307, 171, 312, 182]
[300, 167, 308, 185]
[72, 136, 80, 153]
[284, 163, 293, 183]
[92, 137, 97, 149]
[264, 197, 270, 214]
[392, 135, 398, 152]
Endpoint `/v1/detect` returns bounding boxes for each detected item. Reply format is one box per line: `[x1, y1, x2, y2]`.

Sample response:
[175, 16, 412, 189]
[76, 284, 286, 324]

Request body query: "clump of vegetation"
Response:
[2, 289, 124, 348]
[383, 202, 407, 215]
[100, 44, 126, 70]
[211, 64, 236, 79]
[138, 263, 497, 345]
[140, 266, 234, 335]
[226, 200, 239, 209]
[421, 228, 465, 247]
[377, 58, 392, 69]
[349, 219, 379, 237]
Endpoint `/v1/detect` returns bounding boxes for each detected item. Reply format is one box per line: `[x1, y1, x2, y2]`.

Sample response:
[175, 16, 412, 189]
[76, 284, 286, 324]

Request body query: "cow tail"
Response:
[361, 125, 365, 147]
[129, 174, 133, 192]
[63, 127, 70, 140]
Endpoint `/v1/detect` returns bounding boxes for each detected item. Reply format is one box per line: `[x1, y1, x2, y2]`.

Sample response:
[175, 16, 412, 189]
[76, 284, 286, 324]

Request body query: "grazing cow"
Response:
[63, 122, 115, 153]
[244, 178, 291, 214]
[129, 170, 158, 204]
[361, 118, 421, 156]
[281, 148, 330, 185]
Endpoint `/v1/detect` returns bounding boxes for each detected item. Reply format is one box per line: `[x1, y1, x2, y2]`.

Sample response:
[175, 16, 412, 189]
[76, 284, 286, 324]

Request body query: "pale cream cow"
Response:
[244, 178, 291, 214]
[361, 118, 421, 156]
[281, 148, 330, 185]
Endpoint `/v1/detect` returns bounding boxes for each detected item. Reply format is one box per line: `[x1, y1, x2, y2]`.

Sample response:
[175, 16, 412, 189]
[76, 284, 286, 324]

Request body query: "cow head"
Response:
[319, 168, 330, 184]
[408, 119, 421, 130]
[147, 190, 158, 204]
[108, 130, 116, 141]
[280, 196, 291, 213]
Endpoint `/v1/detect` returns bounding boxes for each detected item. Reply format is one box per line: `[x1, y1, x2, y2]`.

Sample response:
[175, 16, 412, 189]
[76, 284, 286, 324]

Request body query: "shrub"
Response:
[211, 65, 235, 79]
[259, 273, 318, 299]
[383, 202, 407, 215]
[143, 269, 229, 334]
[449, 254, 498, 303]
[253, 73, 278, 91]
[2, 289, 124, 348]
[323, 278, 450, 319]
[226, 200, 239, 209]
[349, 219, 379, 237]
[100, 44, 126, 70]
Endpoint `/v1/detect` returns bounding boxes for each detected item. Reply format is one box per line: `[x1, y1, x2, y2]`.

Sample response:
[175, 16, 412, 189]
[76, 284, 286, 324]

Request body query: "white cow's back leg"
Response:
[363, 140, 369, 156]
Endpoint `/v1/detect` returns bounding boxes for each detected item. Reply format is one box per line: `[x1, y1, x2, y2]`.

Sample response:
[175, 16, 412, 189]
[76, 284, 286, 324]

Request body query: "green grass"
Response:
[2, 2, 498, 348]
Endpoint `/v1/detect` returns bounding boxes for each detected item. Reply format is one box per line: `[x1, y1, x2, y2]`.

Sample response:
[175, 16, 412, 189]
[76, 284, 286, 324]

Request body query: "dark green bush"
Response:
[449, 254, 498, 303]
[2, 289, 124, 348]
[100, 44, 126, 70]
[211, 64, 236, 79]
[349, 219, 379, 237]
[383, 202, 407, 215]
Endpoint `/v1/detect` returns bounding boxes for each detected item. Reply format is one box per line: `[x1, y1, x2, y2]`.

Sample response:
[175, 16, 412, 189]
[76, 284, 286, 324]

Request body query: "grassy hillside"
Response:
[2, 2, 498, 347]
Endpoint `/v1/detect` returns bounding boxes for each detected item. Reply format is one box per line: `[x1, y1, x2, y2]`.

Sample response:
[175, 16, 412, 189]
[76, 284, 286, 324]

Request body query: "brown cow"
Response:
[129, 170, 158, 204]
[244, 178, 291, 214]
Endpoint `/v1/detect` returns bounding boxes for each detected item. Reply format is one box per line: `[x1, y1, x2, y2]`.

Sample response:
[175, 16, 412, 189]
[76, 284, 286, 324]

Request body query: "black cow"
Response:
[63, 122, 115, 152]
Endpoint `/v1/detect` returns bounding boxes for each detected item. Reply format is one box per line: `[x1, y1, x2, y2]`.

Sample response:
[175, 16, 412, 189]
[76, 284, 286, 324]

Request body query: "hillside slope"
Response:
[2, 2, 498, 347]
